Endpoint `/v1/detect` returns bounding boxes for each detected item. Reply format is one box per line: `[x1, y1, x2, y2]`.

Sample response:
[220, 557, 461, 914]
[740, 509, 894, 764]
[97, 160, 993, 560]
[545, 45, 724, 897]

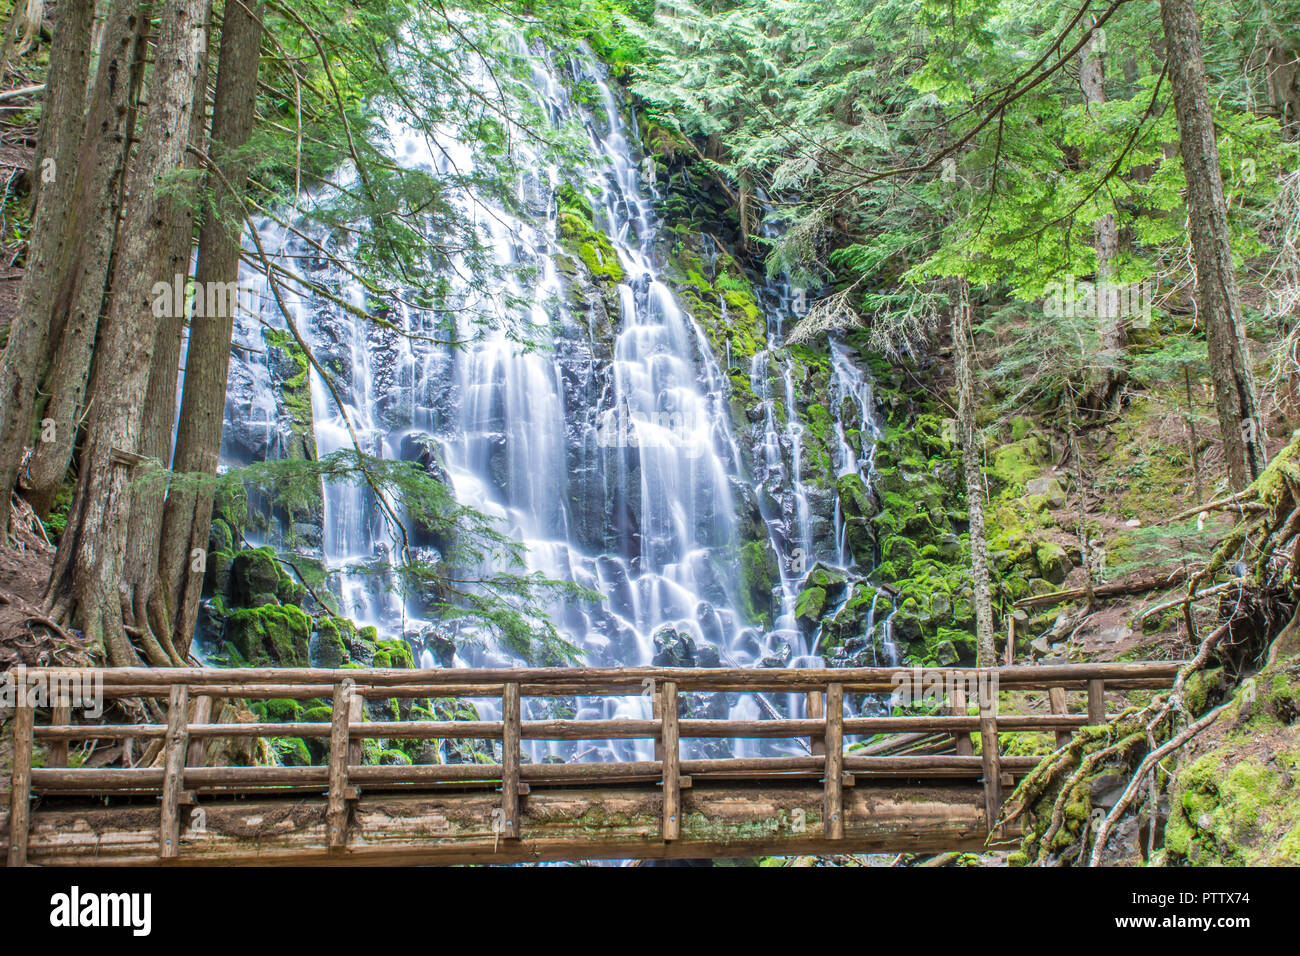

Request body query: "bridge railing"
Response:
[4, 662, 1182, 865]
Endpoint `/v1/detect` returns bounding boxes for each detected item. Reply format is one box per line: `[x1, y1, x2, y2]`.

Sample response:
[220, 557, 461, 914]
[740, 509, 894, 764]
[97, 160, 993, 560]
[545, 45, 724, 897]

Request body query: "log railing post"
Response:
[661, 680, 680, 841]
[185, 694, 212, 768]
[159, 684, 191, 859]
[327, 678, 355, 850]
[651, 684, 663, 762]
[501, 681, 521, 840]
[1048, 686, 1070, 747]
[1087, 679, 1106, 725]
[806, 690, 825, 755]
[824, 682, 843, 840]
[977, 675, 1003, 837]
[347, 692, 363, 770]
[50, 703, 70, 768]
[950, 682, 972, 756]
[7, 673, 33, 866]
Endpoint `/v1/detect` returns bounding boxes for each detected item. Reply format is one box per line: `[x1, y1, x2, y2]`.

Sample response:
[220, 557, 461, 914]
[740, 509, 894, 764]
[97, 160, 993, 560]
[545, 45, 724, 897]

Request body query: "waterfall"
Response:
[220, 37, 890, 760]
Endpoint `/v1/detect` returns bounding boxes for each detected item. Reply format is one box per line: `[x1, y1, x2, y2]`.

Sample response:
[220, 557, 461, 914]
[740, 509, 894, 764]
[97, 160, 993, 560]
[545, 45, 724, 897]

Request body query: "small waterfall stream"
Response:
[220, 38, 892, 760]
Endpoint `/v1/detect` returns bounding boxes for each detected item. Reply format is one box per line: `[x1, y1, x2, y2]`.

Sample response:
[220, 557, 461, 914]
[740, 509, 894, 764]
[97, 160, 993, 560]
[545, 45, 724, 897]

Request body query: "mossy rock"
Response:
[881, 536, 919, 575]
[1033, 541, 1072, 585]
[988, 436, 1050, 496]
[739, 539, 778, 627]
[794, 586, 827, 626]
[225, 603, 312, 667]
[229, 548, 281, 607]
[312, 616, 352, 668]
[372, 638, 415, 669]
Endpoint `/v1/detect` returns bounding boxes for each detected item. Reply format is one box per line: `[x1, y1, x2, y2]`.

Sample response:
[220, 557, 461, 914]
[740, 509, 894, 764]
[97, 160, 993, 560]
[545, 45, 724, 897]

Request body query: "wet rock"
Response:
[804, 562, 849, 600]
[417, 625, 457, 668]
[229, 549, 281, 607]
[652, 625, 696, 667]
[760, 641, 792, 667]
[695, 643, 722, 668]
[794, 586, 827, 632]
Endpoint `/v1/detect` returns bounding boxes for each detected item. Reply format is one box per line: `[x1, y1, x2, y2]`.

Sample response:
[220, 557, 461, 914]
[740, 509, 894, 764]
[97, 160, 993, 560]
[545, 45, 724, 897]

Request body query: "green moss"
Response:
[371, 638, 415, 669]
[274, 737, 312, 766]
[739, 539, 778, 627]
[559, 211, 624, 282]
[225, 603, 313, 667]
[795, 586, 827, 623]
[262, 328, 316, 457]
[988, 436, 1050, 496]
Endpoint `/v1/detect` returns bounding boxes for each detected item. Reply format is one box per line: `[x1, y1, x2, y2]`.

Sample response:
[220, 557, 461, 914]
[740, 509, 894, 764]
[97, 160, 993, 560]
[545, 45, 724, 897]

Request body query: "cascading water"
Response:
[220, 38, 894, 761]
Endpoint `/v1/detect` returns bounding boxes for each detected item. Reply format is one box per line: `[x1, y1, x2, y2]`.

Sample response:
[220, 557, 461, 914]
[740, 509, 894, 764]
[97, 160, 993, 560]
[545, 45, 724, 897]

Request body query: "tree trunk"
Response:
[1160, 0, 1265, 489]
[21, 0, 152, 517]
[0, 0, 95, 532]
[123, 2, 213, 664]
[952, 280, 997, 667]
[1079, 27, 1127, 408]
[46, 0, 211, 667]
[28, 0, 94, 223]
[159, 0, 264, 658]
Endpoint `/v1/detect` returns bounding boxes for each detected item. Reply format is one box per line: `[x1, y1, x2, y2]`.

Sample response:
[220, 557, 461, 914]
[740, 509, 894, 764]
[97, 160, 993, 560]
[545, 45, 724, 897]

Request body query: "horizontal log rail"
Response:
[4, 662, 1182, 866]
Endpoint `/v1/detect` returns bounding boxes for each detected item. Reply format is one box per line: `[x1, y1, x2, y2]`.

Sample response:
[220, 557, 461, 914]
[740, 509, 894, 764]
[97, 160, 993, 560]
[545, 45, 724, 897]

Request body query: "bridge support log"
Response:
[327, 679, 355, 850]
[159, 684, 191, 859]
[661, 681, 679, 841]
[978, 680, 1002, 837]
[501, 682, 521, 840]
[6, 675, 32, 867]
[824, 683, 843, 840]
[7, 781, 1009, 866]
[950, 684, 972, 756]
[1049, 687, 1071, 747]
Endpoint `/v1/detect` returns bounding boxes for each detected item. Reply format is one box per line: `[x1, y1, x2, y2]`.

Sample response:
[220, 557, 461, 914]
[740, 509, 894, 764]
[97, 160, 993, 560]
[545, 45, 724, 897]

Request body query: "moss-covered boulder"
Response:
[229, 548, 281, 606]
[225, 603, 313, 667]
[1033, 541, 1072, 585]
[372, 638, 415, 669]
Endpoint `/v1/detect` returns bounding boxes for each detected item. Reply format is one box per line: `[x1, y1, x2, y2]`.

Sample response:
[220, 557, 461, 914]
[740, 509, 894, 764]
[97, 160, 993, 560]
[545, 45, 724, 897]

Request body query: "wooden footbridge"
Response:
[3, 662, 1181, 866]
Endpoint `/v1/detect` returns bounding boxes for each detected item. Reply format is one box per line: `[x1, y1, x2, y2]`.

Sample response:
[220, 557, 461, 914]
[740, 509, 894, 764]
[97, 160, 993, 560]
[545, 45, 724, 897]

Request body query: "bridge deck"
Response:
[3, 662, 1181, 865]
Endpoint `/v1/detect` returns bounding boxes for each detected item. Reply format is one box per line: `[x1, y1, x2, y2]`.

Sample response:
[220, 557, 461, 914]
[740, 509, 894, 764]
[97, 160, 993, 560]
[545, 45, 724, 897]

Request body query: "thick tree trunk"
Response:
[21, 0, 152, 517]
[0, 0, 95, 532]
[123, 4, 213, 663]
[28, 0, 94, 224]
[46, 0, 211, 667]
[952, 280, 997, 667]
[159, 0, 264, 657]
[1160, 0, 1265, 489]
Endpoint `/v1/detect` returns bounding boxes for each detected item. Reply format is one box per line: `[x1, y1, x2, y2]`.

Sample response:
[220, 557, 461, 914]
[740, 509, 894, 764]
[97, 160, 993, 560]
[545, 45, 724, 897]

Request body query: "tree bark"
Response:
[28, 0, 94, 222]
[952, 280, 997, 667]
[159, 0, 264, 658]
[1160, 0, 1265, 489]
[46, 0, 211, 667]
[1079, 27, 1127, 409]
[21, 0, 152, 517]
[123, 2, 214, 664]
[0, 0, 95, 532]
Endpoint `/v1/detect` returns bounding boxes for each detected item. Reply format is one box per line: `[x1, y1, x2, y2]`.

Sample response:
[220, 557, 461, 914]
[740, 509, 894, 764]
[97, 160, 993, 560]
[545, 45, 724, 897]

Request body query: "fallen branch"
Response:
[1169, 487, 1260, 522]
[1139, 579, 1244, 624]
[1013, 567, 1194, 610]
